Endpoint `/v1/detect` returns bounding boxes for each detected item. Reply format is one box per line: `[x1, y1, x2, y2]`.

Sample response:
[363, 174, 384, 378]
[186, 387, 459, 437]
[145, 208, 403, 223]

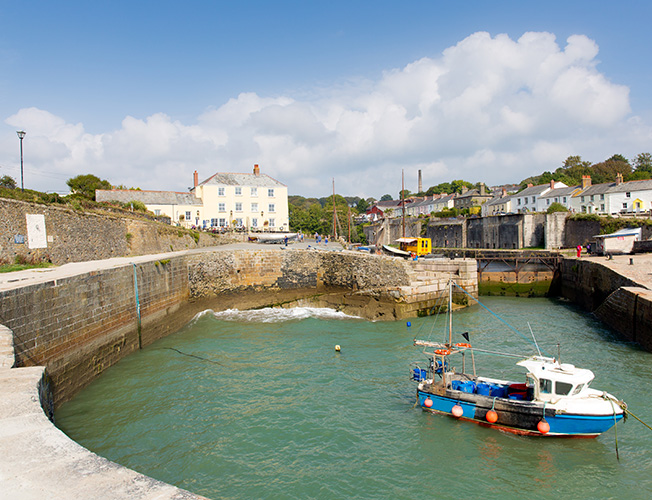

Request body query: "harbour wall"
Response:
[0, 197, 231, 266]
[557, 257, 652, 351]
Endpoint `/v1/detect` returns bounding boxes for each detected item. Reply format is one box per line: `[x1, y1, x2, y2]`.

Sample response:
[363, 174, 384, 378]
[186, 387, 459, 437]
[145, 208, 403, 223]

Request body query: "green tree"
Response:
[380, 194, 393, 201]
[398, 189, 411, 199]
[0, 175, 17, 189]
[356, 197, 369, 213]
[66, 174, 112, 201]
[546, 202, 569, 214]
[634, 153, 652, 173]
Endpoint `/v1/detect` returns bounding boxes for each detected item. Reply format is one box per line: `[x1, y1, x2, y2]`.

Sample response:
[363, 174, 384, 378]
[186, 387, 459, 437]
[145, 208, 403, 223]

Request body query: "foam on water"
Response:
[198, 306, 361, 323]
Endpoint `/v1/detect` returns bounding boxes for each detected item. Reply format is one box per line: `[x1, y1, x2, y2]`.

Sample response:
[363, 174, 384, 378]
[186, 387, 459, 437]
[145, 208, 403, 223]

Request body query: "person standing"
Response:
[576, 245, 582, 258]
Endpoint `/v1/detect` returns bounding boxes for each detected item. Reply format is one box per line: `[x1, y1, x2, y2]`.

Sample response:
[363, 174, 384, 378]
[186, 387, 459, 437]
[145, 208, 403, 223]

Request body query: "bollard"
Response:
[630, 258, 634, 265]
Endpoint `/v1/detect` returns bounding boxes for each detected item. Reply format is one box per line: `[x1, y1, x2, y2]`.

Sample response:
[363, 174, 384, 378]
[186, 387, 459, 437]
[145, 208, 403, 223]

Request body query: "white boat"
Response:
[412, 280, 626, 437]
[248, 232, 297, 244]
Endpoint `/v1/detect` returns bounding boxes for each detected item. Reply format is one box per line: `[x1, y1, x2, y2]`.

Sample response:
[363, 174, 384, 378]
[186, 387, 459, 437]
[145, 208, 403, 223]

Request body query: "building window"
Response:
[251, 187, 257, 196]
[581, 196, 585, 202]
[590, 195, 594, 201]
[251, 203, 258, 212]
[219, 218, 226, 227]
[154, 209, 161, 216]
[268, 203, 275, 212]
[219, 203, 226, 212]
[268, 188, 275, 197]
[547, 199, 550, 205]
[235, 187, 242, 196]
[211, 218, 219, 226]
[623, 202, 628, 209]
[626, 192, 631, 198]
[269, 218, 275, 227]
[581, 206, 586, 213]
[601, 204, 605, 211]
[235, 218, 243, 226]
[218, 187, 225, 196]
[517, 199, 521, 205]
[563, 197, 567, 203]
[252, 218, 258, 228]
[600, 194, 605, 200]
[235, 202, 243, 212]
[185, 211, 191, 220]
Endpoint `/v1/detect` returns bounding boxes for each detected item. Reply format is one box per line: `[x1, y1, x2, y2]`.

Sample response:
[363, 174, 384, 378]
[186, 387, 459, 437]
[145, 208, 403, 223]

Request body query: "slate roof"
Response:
[96, 190, 202, 205]
[539, 186, 579, 199]
[198, 172, 286, 188]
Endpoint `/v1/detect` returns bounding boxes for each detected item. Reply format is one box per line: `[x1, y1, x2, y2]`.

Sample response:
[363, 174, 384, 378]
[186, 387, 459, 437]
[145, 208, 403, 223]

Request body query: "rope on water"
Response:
[609, 398, 620, 461]
[161, 347, 225, 366]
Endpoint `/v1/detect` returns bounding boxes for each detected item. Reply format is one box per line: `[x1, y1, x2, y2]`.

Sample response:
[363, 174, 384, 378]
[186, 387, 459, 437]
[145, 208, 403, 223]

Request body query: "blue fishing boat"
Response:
[412, 280, 626, 437]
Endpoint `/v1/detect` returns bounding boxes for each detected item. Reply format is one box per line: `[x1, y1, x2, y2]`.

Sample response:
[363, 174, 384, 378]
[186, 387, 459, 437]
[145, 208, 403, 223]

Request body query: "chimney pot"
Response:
[581, 175, 592, 189]
[254, 164, 260, 176]
[193, 170, 198, 187]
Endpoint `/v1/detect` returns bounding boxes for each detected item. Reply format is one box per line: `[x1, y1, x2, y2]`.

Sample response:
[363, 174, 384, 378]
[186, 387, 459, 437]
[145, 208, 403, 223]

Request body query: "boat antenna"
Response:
[448, 276, 453, 347]
[401, 169, 406, 238]
[527, 322, 542, 357]
[332, 178, 338, 239]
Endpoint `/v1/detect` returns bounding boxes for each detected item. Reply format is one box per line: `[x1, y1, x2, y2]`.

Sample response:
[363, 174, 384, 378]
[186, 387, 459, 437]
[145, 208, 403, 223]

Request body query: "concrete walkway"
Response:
[580, 252, 652, 290]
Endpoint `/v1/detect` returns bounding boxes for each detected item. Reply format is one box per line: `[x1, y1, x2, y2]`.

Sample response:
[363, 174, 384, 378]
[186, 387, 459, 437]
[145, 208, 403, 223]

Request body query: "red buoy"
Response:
[452, 404, 463, 417]
[424, 398, 433, 408]
[486, 409, 498, 423]
[537, 419, 550, 434]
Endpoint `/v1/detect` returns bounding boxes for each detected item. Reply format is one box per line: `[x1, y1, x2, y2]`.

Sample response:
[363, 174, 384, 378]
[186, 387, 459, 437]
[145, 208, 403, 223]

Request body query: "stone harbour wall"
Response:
[0, 197, 231, 266]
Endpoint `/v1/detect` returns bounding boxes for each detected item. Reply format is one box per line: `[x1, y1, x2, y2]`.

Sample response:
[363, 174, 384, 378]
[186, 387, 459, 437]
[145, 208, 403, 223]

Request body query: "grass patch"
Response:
[0, 262, 54, 273]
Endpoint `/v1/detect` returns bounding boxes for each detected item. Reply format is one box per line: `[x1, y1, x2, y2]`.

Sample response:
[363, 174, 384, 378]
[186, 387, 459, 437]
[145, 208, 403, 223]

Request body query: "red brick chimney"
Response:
[253, 164, 260, 176]
[527, 183, 533, 188]
[581, 175, 591, 189]
[193, 170, 198, 187]
[550, 179, 555, 189]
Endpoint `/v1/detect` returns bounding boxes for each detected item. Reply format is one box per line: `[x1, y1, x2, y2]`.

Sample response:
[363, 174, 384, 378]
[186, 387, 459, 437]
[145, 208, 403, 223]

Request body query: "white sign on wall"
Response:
[26, 214, 47, 249]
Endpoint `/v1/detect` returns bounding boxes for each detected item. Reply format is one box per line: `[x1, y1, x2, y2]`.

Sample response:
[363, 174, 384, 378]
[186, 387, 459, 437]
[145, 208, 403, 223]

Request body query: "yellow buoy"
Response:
[335, 345, 341, 352]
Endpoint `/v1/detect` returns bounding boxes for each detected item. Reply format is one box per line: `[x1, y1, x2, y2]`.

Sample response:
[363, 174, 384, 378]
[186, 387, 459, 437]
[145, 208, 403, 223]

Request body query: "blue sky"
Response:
[1, 1, 651, 197]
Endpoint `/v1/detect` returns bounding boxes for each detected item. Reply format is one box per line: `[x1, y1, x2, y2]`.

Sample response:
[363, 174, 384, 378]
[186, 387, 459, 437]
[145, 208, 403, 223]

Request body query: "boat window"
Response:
[555, 381, 573, 396]
[571, 384, 584, 396]
[539, 379, 552, 394]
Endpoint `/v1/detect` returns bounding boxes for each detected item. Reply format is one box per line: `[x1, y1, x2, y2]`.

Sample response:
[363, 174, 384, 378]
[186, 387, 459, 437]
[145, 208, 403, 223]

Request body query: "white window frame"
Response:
[235, 202, 243, 212]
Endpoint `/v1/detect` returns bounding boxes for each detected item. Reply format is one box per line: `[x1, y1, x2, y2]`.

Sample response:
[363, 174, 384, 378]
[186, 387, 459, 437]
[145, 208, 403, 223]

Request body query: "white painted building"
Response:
[513, 181, 567, 213]
[572, 174, 652, 215]
[96, 164, 289, 231]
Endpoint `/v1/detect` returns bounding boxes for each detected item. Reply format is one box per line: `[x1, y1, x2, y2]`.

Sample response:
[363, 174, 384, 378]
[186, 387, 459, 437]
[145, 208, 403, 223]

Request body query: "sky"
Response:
[1, 1, 651, 199]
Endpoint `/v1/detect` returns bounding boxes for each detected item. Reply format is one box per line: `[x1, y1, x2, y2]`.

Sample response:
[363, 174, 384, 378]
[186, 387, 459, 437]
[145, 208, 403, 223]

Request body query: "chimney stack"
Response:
[550, 179, 555, 189]
[253, 164, 260, 176]
[581, 175, 592, 189]
[616, 172, 623, 185]
[193, 170, 198, 187]
[418, 169, 422, 193]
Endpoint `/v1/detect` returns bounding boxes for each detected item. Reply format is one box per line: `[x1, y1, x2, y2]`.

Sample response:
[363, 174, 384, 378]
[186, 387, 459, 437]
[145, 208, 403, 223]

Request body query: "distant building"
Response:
[513, 181, 567, 213]
[572, 174, 652, 215]
[453, 183, 493, 213]
[96, 164, 289, 231]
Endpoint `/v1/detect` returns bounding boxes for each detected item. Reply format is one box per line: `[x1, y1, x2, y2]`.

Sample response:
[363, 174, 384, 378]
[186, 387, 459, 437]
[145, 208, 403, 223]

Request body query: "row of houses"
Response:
[483, 173, 652, 216]
[96, 164, 290, 231]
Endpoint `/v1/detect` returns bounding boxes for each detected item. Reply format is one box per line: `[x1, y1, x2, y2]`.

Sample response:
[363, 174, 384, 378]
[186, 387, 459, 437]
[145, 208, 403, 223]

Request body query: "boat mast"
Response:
[332, 178, 338, 239]
[448, 278, 453, 347]
[401, 169, 406, 238]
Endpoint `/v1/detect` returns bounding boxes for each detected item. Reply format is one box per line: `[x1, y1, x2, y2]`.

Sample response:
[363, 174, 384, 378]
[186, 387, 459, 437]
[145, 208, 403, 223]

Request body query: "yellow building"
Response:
[192, 164, 289, 231]
[96, 164, 289, 231]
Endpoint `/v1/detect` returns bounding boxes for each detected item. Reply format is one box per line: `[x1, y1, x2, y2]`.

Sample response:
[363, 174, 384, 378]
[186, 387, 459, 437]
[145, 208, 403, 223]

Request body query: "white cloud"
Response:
[2, 31, 645, 197]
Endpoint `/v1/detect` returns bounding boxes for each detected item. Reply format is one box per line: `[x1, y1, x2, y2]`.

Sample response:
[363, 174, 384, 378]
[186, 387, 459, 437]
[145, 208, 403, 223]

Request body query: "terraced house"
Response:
[572, 174, 652, 215]
[96, 164, 289, 231]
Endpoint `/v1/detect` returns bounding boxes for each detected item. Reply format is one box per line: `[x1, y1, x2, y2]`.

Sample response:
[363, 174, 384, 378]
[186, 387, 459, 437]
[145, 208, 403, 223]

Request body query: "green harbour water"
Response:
[55, 297, 652, 500]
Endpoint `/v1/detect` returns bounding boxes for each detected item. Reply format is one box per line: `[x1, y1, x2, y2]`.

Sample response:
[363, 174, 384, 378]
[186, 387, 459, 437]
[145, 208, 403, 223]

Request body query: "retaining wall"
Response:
[0, 197, 230, 266]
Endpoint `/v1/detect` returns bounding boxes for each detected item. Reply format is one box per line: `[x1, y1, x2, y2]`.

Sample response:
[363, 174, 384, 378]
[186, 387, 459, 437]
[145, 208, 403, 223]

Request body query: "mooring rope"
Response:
[161, 347, 225, 366]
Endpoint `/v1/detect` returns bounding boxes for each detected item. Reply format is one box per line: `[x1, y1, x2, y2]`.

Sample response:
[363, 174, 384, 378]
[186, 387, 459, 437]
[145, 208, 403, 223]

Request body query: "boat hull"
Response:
[417, 388, 623, 437]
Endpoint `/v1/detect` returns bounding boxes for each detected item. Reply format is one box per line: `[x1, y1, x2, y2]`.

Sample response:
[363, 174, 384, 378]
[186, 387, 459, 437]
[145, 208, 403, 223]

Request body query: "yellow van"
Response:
[396, 237, 431, 256]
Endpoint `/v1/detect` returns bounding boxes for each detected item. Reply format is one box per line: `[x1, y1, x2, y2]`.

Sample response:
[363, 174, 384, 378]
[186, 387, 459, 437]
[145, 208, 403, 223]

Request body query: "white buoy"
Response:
[335, 345, 341, 352]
